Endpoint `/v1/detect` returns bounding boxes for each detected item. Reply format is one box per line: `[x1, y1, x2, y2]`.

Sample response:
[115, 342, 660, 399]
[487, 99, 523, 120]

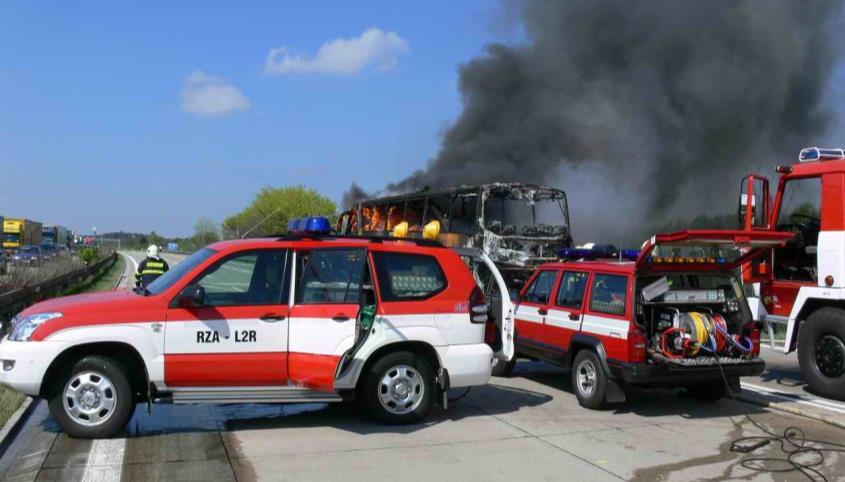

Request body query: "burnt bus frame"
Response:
[348, 183, 572, 239]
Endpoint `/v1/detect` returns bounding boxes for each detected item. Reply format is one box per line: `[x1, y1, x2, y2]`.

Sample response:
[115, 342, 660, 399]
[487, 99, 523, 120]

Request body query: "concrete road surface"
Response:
[1, 361, 844, 481]
[736, 346, 845, 428]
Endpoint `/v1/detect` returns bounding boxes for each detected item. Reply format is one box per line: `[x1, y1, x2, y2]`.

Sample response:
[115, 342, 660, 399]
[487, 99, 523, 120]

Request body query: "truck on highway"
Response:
[42, 225, 70, 248]
[3, 218, 43, 253]
[338, 183, 574, 295]
[740, 147, 845, 401]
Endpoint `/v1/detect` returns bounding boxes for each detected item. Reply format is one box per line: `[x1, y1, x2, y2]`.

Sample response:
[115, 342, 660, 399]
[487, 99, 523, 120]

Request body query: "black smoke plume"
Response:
[347, 0, 844, 242]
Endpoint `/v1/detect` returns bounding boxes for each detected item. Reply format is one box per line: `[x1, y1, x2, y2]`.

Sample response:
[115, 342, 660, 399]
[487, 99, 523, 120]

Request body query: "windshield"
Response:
[3, 233, 19, 242]
[21, 246, 37, 253]
[483, 195, 568, 237]
[145, 248, 217, 295]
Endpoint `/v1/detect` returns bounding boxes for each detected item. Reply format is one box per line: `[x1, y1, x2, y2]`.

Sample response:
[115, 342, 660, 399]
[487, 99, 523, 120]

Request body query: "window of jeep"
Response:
[556, 271, 589, 309]
[191, 249, 289, 306]
[589, 274, 628, 316]
[146, 247, 216, 295]
[521, 270, 558, 304]
[296, 248, 366, 304]
[373, 251, 447, 301]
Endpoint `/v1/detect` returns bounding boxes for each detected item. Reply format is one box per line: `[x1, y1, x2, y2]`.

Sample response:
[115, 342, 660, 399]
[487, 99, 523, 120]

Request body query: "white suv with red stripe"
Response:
[0, 218, 514, 438]
[497, 230, 790, 409]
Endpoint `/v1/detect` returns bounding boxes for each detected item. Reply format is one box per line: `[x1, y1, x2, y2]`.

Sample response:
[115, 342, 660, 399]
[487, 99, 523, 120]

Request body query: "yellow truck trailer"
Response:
[3, 218, 43, 252]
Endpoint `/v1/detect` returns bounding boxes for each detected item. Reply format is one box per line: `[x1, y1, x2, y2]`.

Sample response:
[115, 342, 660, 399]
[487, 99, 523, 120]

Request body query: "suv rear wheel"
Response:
[361, 351, 434, 424]
[47, 355, 135, 438]
[572, 350, 608, 409]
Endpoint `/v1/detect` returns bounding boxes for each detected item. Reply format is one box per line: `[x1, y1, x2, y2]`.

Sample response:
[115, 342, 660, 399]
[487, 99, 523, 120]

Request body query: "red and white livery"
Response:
[741, 147, 845, 400]
[0, 220, 514, 438]
[497, 230, 785, 408]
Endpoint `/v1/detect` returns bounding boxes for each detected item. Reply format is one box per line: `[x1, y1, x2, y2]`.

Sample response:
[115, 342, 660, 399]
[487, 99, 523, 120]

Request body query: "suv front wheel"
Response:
[361, 351, 434, 424]
[47, 355, 135, 439]
[572, 350, 608, 409]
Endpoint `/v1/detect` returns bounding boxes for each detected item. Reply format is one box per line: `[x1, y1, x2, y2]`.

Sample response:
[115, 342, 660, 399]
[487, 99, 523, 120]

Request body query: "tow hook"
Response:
[437, 367, 450, 410]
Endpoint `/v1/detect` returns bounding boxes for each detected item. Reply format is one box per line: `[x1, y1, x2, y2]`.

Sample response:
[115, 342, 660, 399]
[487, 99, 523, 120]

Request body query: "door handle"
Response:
[260, 314, 285, 322]
[332, 314, 351, 322]
[537, 308, 548, 316]
[569, 313, 580, 321]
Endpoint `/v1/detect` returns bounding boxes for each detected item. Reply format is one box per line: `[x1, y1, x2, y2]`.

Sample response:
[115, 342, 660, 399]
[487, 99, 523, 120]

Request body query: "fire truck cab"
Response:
[500, 230, 789, 408]
[0, 217, 514, 438]
[741, 147, 845, 401]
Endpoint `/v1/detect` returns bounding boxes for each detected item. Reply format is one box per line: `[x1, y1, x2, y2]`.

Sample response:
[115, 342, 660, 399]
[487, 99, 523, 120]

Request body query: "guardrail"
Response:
[0, 252, 117, 333]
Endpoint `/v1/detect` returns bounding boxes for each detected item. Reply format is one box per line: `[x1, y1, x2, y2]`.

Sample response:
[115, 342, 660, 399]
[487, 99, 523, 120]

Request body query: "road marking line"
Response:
[741, 382, 845, 409]
[81, 438, 125, 482]
[741, 382, 845, 415]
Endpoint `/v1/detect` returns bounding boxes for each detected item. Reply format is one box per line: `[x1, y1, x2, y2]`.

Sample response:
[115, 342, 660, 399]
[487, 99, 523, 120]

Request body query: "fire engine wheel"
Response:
[572, 350, 608, 409]
[799, 307, 845, 401]
[48, 356, 135, 439]
[362, 351, 434, 424]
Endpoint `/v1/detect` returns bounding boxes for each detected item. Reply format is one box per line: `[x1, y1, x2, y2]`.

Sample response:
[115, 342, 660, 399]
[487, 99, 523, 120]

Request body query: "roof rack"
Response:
[275, 232, 444, 248]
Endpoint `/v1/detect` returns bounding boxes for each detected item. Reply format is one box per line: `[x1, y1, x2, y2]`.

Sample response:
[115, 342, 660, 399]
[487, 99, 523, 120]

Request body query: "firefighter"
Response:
[135, 244, 169, 288]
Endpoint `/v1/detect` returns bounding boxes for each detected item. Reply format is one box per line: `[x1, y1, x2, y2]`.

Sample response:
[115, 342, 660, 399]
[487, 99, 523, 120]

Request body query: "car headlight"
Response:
[8, 312, 63, 341]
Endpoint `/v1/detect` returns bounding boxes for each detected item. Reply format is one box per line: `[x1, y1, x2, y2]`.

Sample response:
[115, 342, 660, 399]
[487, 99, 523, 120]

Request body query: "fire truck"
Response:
[741, 147, 845, 401]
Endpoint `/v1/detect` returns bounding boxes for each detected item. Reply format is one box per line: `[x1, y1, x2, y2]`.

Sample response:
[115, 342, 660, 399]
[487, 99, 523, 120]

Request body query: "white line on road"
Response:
[81, 438, 125, 482]
[119, 251, 139, 276]
[740, 381, 845, 415]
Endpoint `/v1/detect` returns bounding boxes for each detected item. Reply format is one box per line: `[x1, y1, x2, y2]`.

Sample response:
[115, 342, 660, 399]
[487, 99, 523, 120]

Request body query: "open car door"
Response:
[456, 248, 515, 361]
[636, 229, 794, 271]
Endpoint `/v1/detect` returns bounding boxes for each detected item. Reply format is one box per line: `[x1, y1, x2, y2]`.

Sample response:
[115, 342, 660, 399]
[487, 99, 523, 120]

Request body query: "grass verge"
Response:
[0, 253, 125, 429]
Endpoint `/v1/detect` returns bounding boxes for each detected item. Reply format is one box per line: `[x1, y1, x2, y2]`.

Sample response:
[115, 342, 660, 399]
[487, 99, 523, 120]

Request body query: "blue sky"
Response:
[0, 0, 510, 236]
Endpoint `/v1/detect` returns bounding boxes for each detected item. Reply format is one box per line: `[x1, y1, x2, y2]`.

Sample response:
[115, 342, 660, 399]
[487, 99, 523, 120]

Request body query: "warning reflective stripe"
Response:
[146, 262, 165, 269]
[141, 269, 165, 275]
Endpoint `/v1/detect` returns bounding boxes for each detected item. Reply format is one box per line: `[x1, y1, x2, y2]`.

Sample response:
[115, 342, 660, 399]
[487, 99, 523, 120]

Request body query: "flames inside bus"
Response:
[338, 183, 573, 293]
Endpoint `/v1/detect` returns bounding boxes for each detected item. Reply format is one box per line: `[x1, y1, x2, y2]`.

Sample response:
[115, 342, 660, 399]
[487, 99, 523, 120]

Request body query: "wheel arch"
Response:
[354, 341, 442, 390]
[568, 333, 611, 376]
[40, 341, 150, 401]
[790, 299, 845, 351]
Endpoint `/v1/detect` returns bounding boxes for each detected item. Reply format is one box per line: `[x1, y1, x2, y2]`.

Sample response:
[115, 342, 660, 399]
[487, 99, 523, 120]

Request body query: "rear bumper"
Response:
[436, 343, 493, 388]
[610, 358, 765, 387]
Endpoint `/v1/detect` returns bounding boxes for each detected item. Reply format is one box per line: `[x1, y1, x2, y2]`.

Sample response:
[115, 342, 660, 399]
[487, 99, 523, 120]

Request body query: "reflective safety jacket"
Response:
[135, 256, 170, 288]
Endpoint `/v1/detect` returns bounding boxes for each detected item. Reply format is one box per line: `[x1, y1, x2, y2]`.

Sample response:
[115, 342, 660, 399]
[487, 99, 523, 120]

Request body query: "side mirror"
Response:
[738, 175, 770, 230]
[179, 285, 205, 307]
[738, 193, 757, 226]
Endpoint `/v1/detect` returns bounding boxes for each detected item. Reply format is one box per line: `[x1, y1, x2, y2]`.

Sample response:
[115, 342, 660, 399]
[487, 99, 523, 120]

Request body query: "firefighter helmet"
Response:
[147, 244, 160, 258]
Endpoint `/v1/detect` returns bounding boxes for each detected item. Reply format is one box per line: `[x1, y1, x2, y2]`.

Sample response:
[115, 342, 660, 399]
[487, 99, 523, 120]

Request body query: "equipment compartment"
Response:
[636, 272, 759, 366]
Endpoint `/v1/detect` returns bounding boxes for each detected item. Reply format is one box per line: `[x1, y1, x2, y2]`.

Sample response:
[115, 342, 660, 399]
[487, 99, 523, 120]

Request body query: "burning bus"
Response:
[338, 183, 574, 293]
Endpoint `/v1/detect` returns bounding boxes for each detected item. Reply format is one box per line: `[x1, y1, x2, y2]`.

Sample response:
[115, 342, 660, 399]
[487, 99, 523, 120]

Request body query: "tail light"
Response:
[628, 325, 647, 363]
[743, 321, 762, 356]
[469, 286, 488, 324]
[484, 320, 498, 345]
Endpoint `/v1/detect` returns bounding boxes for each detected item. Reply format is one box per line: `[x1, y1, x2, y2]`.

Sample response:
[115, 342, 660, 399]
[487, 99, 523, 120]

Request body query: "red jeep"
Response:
[497, 230, 792, 408]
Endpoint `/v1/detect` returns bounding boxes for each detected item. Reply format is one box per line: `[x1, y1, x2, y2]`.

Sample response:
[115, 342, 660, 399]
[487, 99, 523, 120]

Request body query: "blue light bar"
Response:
[799, 146, 845, 162]
[287, 216, 332, 234]
[620, 249, 640, 261]
[559, 246, 639, 261]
